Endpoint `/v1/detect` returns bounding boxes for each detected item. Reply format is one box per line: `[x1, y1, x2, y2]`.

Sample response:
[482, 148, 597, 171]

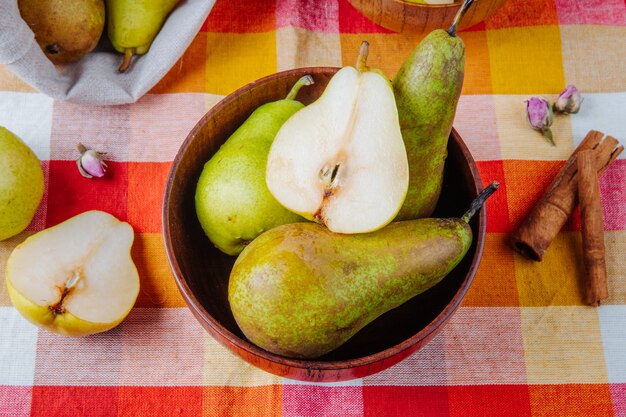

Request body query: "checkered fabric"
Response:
[1, 0, 625, 415]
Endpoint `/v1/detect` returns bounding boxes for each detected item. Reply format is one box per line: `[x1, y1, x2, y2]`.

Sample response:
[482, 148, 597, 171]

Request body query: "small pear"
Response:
[0, 127, 44, 241]
[229, 182, 498, 359]
[195, 76, 314, 256]
[392, 0, 474, 220]
[106, 0, 181, 72]
[18, 0, 105, 65]
[266, 41, 409, 235]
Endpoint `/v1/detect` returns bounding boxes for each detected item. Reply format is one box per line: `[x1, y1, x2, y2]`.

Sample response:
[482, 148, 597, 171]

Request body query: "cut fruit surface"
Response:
[266, 44, 409, 234]
[6, 210, 139, 336]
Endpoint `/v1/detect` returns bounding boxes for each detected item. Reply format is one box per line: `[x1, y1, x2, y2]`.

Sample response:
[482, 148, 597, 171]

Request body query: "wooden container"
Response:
[162, 67, 486, 382]
[347, 0, 508, 33]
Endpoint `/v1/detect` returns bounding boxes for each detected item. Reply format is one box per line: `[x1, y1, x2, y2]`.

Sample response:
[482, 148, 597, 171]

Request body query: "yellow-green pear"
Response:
[392, 0, 474, 220]
[106, 0, 181, 72]
[0, 126, 44, 241]
[195, 76, 314, 256]
[6, 210, 140, 337]
[229, 182, 498, 359]
[266, 42, 409, 234]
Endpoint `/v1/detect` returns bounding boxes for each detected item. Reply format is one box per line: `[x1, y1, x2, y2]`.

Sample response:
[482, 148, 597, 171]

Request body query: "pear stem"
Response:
[461, 181, 499, 224]
[285, 75, 315, 101]
[356, 41, 370, 72]
[447, 0, 475, 37]
[119, 48, 135, 73]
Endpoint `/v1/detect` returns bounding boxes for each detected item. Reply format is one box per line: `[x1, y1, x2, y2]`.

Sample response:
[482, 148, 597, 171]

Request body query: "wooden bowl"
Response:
[162, 67, 486, 382]
[347, 0, 508, 33]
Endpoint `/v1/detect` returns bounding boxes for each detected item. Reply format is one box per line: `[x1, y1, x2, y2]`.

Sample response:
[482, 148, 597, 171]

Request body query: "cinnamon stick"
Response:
[511, 130, 623, 261]
[577, 150, 608, 306]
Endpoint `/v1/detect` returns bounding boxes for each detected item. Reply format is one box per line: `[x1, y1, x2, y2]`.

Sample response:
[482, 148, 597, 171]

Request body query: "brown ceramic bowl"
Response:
[347, 0, 508, 33]
[163, 67, 486, 382]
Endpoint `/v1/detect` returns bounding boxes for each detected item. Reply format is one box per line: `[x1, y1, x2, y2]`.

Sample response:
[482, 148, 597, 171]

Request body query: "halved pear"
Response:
[266, 42, 409, 234]
[5, 210, 139, 337]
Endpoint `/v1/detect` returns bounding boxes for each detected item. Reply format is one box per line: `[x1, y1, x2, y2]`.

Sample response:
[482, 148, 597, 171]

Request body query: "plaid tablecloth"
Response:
[1, 0, 625, 415]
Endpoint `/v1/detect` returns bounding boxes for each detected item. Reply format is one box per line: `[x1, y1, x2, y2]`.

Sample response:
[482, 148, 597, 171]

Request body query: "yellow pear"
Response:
[0, 126, 44, 241]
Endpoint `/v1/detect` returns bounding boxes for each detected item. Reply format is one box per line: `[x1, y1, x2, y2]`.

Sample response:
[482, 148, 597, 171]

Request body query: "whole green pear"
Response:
[229, 182, 498, 359]
[106, 0, 180, 72]
[195, 76, 313, 256]
[18, 0, 105, 65]
[0, 127, 44, 241]
[392, 1, 474, 220]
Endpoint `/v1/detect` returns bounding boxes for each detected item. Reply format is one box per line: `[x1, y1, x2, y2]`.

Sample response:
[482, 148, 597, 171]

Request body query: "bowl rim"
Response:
[162, 66, 485, 373]
[391, 0, 462, 9]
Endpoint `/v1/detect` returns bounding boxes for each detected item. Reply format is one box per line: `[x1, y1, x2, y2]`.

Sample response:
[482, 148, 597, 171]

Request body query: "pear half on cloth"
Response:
[6, 210, 140, 337]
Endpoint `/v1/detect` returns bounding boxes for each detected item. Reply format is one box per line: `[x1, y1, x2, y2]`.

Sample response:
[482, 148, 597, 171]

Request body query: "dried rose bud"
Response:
[76, 143, 107, 178]
[553, 84, 583, 114]
[525, 97, 554, 146]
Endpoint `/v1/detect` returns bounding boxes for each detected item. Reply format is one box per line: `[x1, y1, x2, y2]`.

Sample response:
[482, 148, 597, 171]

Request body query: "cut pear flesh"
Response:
[266, 66, 409, 234]
[6, 210, 139, 336]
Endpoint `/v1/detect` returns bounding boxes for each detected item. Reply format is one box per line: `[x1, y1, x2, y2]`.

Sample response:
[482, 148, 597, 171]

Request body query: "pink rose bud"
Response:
[525, 97, 555, 146]
[553, 84, 583, 114]
[76, 143, 107, 178]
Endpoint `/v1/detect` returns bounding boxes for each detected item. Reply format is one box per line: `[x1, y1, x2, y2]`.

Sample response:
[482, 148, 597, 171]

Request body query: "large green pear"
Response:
[195, 76, 314, 256]
[392, 1, 474, 220]
[106, 0, 180, 72]
[229, 182, 498, 359]
[0, 127, 44, 241]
